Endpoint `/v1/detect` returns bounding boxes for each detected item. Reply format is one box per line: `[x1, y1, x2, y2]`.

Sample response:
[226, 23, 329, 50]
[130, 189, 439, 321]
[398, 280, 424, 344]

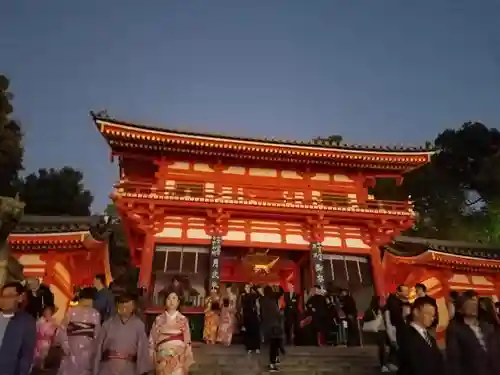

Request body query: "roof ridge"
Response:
[91, 111, 436, 153]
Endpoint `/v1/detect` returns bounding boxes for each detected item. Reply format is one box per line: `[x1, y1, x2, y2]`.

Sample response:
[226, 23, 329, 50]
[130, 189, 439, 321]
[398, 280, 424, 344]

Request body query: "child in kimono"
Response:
[149, 291, 194, 375]
[33, 304, 58, 370]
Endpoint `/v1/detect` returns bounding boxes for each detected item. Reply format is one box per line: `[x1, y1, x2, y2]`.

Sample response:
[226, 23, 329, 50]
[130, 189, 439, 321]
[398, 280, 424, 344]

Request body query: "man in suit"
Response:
[398, 297, 444, 375]
[414, 283, 439, 332]
[283, 283, 300, 345]
[446, 293, 500, 375]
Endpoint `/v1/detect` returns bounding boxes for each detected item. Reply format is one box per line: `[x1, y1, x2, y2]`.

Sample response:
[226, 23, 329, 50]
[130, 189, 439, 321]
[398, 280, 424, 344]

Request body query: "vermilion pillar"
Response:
[370, 245, 386, 300]
[138, 232, 155, 290]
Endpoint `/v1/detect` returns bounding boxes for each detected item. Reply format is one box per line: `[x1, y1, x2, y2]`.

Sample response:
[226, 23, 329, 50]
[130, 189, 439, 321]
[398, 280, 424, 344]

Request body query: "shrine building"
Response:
[8, 215, 112, 321]
[92, 112, 432, 310]
[384, 236, 500, 339]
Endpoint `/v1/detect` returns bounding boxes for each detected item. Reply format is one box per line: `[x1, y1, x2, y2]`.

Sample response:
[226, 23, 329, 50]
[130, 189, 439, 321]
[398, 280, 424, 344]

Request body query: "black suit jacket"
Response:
[283, 292, 299, 316]
[398, 324, 444, 375]
[446, 319, 500, 375]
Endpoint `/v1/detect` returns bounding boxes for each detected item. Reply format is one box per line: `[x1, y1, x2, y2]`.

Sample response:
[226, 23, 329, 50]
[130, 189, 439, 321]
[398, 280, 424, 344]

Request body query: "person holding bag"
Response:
[362, 296, 389, 373]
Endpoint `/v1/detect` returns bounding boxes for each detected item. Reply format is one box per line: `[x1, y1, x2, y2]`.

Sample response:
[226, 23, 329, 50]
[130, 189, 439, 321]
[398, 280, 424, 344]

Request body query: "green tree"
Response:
[372, 122, 500, 242]
[18, 167, 93, 216]
[104, 202, 133, 277]
[0, 75, 23, 196]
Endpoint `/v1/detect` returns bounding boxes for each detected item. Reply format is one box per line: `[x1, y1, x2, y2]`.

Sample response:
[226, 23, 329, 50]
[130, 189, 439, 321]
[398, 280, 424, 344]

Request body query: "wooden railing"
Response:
[115, 180, 413, 212]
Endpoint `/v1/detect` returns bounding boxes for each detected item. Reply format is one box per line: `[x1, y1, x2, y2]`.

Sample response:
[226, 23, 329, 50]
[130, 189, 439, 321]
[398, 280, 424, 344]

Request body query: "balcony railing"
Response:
[114, 180, 413, 213]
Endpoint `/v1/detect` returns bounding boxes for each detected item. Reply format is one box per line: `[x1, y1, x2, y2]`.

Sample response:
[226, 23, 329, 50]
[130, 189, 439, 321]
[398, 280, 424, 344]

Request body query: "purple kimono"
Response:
[93, 315, 152, 375]
[57, 306, 101, 375]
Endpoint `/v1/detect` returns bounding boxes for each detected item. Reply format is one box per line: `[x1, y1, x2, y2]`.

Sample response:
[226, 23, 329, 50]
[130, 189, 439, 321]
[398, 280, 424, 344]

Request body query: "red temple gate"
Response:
[91, 112, 432, 311]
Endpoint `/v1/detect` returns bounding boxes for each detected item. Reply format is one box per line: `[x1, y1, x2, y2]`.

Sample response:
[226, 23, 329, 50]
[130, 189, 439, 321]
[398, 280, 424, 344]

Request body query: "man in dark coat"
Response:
[0, 282, 37, 375]
[339, 289, 359, 346]
[25, 277, 55, 319]
[260, 286, 283, 372]
[283, 283, 300, 345]
[306, 285, 328, 346]
[384, 284, 409, 371]
[446, 293, 500, 375]
[93, 273, 116, 322]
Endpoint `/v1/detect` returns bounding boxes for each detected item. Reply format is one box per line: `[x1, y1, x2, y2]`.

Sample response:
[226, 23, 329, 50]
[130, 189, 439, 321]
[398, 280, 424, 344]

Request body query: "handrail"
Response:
[115, 181, 413, 212]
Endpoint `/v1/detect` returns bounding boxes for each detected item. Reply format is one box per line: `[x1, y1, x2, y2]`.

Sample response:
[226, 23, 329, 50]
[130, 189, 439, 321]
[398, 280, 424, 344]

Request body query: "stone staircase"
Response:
[190, 345, 379, 375]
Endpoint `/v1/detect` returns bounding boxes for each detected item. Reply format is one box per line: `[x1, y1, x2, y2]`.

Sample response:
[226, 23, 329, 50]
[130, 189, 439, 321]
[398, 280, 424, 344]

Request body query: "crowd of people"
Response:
[3, 274, 500, 375]
[0, 274, 193, 375]
[363, 283, 500, 375]
[199, 281, 361, 372]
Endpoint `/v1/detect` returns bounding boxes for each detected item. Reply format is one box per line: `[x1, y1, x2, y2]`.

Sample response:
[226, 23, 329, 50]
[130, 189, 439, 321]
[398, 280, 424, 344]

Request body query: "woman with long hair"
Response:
[57, 287, 101, 375]
[478, 297, 500, 327]
[149, 291, 194, 375]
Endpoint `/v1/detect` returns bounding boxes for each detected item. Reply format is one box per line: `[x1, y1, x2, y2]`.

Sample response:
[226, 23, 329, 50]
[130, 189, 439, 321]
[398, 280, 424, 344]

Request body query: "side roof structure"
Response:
[91, 112, 435, 173]
[8, 215, 105, 252]
[384, 235, 500, 271]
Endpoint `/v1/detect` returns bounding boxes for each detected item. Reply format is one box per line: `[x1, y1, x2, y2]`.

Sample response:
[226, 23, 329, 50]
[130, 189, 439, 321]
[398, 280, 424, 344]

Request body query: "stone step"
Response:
[190, 369, 377, 375]
[189, 345, 379, 375]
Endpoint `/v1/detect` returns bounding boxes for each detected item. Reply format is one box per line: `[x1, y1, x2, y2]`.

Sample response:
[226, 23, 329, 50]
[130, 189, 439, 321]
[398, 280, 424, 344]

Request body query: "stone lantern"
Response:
[0, 195, 25, 286]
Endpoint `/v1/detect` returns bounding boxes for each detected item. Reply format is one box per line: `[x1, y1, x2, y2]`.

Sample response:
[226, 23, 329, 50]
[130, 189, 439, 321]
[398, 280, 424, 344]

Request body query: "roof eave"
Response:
[91, 113, 437, 156]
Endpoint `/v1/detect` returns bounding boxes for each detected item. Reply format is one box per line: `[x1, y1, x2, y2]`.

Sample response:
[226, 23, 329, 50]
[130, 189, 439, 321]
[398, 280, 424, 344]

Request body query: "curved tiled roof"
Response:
[11, 215, 94, 234]
[385, 235, 500, 260]
[91, 111, 435, 153]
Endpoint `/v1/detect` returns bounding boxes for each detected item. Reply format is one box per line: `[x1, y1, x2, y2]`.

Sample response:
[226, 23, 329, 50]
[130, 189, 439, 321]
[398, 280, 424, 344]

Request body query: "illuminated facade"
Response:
[92, 112, 432, 309]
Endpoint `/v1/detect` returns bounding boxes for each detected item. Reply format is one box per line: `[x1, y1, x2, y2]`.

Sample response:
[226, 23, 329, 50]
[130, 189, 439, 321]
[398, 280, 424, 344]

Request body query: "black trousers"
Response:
[346, 316, 360, 346]
[312, 315, 328, 345]
[269, 337, 281, 364]
[243, 314, 261, 351]
[284, 313, 298, 345]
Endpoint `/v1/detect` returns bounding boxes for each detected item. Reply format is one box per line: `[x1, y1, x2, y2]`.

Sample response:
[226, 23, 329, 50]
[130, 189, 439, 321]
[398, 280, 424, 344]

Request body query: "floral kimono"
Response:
[203, 296, 220, 344]
[34, 316, 58, 368]
[57, 306, 101, 375]
[217, 305, 236, 346]
[149, 311, 194, 375]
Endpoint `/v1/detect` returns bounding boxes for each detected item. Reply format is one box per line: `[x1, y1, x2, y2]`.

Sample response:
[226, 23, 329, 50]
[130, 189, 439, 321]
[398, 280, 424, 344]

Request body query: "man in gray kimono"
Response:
[93, 293, 152, 375]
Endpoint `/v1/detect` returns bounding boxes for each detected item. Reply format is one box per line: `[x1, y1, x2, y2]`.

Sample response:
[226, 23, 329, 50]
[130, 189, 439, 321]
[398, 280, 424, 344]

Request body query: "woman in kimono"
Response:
[149, 291, 194, 375]
[203, 288, 220, 344]
[217, 298, 236, 345]
[33, 304, 59, 370]
[57, 287, 101, 375]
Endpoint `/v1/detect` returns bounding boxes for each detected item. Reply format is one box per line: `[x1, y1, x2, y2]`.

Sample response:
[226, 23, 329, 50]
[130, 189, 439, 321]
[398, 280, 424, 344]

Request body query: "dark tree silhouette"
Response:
[18, 167, 93, 216]
[371, 122, 500, 242]
[0, 75, 23, 196]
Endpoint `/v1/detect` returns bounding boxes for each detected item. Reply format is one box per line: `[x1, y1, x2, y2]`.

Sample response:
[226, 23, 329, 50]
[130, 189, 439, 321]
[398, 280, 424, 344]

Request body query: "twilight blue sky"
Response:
[2, 0, 500, 212]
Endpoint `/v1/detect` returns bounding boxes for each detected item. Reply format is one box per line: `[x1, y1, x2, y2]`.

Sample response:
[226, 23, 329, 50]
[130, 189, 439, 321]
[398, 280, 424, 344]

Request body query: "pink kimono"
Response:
[34, 316, 58, 368]
[149, 311, 194, 375]
[57, 306, 101, 375]
[217, 306, 235, 345]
